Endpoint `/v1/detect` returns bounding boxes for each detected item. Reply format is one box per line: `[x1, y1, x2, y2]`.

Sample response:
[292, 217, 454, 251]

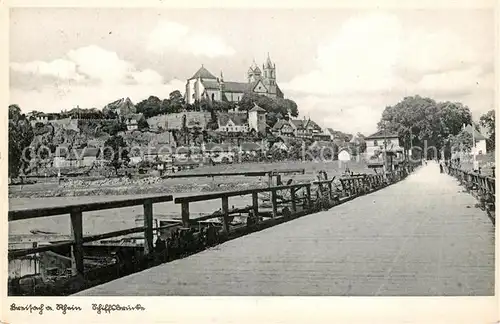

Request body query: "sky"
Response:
[9, 8, 495, 135]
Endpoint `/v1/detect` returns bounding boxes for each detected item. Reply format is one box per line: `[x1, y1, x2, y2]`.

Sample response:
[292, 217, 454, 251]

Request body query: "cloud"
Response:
[146, 20, 235, 58]
[11, 45, 164, 85]
[10, 79, 186, 112]
[10, 45, 185, 111]
[10, 59, 82, 81]
[281, 12, 493, 134]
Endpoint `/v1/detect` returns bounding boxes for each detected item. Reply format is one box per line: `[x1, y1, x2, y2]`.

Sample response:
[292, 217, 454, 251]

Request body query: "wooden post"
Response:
[221, 196, 230, 233]
[70, 210, 84, 276]
[327, 182, 333, 201]
[271, 188, 278, 218]
[305, 185, 312, 210]
[252, 192, 259, 220]
[143, 199, 154, 255]
[290, 187, 297, 213]
[181, 202, 190, 228]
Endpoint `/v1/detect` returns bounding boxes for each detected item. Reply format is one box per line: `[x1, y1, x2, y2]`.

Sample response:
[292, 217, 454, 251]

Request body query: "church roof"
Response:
[249, 60, 261, 74]
[275, 85, 284, 98]
[265, 53, 274, 68]
[223, 81, 253, 93]
[201, 80, 220, 90]
[189, 66, 217, 80]
[249, 103, 266, 113]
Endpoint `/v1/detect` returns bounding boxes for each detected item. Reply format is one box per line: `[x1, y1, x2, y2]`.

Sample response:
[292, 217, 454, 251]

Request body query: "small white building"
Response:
[364, 130, 401, 157]
[464, 125, 487, 155]
[216, 112, 249, 133]
[338, 148, 351, 161]
[125, 113, 145, 131]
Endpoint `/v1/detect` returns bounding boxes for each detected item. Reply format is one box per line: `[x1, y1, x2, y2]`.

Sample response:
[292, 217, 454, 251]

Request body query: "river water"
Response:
[9, 193, 254, 237]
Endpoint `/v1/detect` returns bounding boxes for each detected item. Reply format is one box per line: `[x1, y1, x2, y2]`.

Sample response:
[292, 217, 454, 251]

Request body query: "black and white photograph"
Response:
[5, 4, 496, 304]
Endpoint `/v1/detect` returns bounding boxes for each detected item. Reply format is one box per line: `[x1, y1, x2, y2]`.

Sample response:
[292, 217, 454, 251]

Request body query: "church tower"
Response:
[247, 59, 262, 83]
[262, 53, 276, 95]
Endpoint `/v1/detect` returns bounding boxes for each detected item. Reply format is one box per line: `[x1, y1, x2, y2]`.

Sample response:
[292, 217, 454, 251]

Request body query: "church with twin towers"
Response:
[185, 54, 284, 105]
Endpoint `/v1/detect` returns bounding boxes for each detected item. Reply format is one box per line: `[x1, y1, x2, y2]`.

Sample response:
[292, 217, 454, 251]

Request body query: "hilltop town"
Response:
[8, 57, 369, 181]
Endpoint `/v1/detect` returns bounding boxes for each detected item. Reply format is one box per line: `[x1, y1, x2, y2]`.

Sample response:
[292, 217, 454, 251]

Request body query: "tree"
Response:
[136, 96, 162, 118]
[9, 104, 22, 121]
[169, 90, 185, 111]
[480, 109, 495, 151]
[138, 118, 149, 131]
[378, 95, 472, 157]
[102, 120, 127, 136]
[9, 105, 34, 179]
[449, 130, 473, 153]
[103, 135, 129, 175]
[238, 93, 299, 127]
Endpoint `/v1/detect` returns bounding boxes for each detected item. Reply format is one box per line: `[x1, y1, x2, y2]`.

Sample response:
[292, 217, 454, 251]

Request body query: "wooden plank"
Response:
[271, 189, 278, 218]
[9, 194, 173, 221]
[291, 187, 297, 213]
[189, 207, 252, 223]
[327, 182, 333, 201]
[181, 202, 190, 228]
[164, 168, 304, 179]
[252, 192, 259, 219]
[221, 196, 230, 233]
[143, 200, 154, 255]
[305, 185, 312, 210]
[8, 241, 74, 259]
[174, 183, 310, 203]
[70, 210, 84, 276]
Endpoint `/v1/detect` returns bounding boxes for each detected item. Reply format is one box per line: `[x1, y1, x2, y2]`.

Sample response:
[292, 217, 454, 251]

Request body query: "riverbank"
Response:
[9, 160, 369, 198]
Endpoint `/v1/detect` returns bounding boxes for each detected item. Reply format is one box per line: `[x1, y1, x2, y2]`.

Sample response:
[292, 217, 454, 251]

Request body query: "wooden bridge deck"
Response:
[76, 162, 495, 296]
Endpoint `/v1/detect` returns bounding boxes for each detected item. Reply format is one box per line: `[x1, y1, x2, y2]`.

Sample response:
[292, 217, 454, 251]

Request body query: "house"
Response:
[29, 113, 49, 127]
[324, 128, 337, 141]
[53, 146, 71, 168]
[273, 117, 323, 138]
[338, 148, 351, 161]
[143, 147, 174, 163]
[129, 156, 143, 165]
[271, 139, 288, 152]
[239, 142, 263, 156]
[203, 143, 236, 163]
[272, 119, 295, 137]
[216, 112, 249, 133]
[125, 113, 145, 131]
[303, 118, 323, 136]
[81, 148, 100, 167]
[464, 125, 487, 155]
[364, 130, 401, 157]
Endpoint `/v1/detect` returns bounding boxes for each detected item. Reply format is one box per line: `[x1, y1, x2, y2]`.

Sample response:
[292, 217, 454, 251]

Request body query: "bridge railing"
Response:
[8, 164, 420, 295]
[8, 195, 174, 276]
[174, 167, 416, 235]
[446, 165, 495, 223]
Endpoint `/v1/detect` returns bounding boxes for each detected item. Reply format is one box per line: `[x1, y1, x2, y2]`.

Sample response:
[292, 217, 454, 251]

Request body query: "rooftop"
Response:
[189, 66, 217, 80]
[365, 129, 399, 140]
